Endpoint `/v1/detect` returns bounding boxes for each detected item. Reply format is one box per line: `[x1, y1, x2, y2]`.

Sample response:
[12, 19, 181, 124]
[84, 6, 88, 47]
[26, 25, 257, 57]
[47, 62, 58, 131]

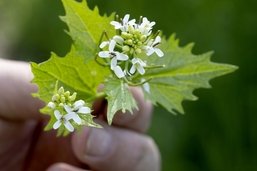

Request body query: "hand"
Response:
[0, 59, 160, 171]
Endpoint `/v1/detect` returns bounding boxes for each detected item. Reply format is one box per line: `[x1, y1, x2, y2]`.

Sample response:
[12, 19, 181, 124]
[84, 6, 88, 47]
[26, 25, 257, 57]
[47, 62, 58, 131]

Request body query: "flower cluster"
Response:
[98, 14, 164, 79]
[47, 87, 91, 132]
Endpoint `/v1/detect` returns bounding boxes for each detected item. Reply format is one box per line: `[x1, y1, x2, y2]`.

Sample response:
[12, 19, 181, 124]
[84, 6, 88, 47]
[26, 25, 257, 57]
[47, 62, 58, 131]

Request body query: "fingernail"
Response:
[85, 128, 112, 157]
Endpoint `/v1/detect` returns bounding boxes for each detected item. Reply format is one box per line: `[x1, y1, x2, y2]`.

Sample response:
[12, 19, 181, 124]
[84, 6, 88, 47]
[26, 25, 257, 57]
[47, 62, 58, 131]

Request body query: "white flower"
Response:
[110, 14, 136, 32]
[63, 101, 91, 125]
[145, 36, 164, 57]
[98, 40, 128, 78]
[130, 58, 147, 75]
[138, 17, 156, 35]
[99, 40, 128, 69]
[53, 100, 91, 132]
[53, 110, 78, 132]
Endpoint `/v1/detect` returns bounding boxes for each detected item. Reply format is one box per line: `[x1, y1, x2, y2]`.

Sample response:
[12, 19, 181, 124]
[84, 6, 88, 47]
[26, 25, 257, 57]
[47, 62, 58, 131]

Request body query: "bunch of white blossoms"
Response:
[47, 87, 91, 132]
[98, 14, 164, 79]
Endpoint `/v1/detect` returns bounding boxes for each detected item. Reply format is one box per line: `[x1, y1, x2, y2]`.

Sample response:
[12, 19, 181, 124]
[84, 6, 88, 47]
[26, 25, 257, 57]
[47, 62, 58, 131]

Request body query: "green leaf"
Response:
[32, 49, 109, 102]
[141, 35, 238, 114]
[104, 79, 138, 125]
[31, 47, 109, 135]
[61, 0, 115, 60]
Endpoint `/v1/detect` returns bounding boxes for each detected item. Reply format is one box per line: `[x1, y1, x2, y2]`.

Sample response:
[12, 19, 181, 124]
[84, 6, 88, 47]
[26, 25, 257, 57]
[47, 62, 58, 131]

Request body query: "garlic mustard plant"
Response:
[31, 0, 237, 136]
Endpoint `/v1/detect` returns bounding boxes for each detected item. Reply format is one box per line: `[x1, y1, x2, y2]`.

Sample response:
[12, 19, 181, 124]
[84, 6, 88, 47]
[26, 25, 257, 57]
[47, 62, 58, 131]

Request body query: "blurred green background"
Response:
[0, 0, 256, 170]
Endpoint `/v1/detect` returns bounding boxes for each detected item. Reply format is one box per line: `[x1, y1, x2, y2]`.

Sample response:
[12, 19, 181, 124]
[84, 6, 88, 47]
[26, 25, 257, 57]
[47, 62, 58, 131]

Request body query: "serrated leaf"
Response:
[141, 35, 238, 114]
[32, 48, 110, 102]
[61, 0, 115, 60]
[104, 79, 138, 125]
[31, 47, 109, 135]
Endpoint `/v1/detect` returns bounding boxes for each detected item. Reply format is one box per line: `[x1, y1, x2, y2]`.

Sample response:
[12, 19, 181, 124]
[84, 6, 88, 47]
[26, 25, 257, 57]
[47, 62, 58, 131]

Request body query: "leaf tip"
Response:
[107, 117, 113, 125]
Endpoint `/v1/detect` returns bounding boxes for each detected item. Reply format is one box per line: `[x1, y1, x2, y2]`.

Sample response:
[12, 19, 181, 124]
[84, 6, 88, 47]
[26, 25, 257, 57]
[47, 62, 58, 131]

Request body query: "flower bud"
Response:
[64, 91, 70, 97]
[140, 35, 147, 41]
[126, 39, 133, 45]
[52, 94, 60, 102]
[69, 92, 77, 102]
[122, 45, 130, 52]
[47, 102, 56, 109]
[130, 48, 134, 54]
[135, 48, 142, 54]
[58, 87, 64, 94]
[60, 95, 66, 103]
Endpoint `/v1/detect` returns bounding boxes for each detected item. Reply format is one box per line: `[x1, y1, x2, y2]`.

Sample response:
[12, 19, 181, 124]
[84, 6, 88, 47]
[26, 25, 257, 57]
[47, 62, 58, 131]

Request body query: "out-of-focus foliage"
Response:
[1, 0, 256, 170]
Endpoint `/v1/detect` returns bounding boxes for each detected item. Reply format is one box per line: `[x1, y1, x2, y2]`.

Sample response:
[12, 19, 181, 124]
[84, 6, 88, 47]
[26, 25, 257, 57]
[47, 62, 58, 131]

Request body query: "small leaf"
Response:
[61, 0, 115, 60]
[104, 79, 138, 125]
[141, 35, 238, 114]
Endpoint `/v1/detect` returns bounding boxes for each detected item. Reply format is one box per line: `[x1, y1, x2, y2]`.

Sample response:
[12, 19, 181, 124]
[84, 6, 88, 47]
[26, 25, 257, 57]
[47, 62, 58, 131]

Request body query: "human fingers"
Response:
[0, 59, 43, 121]
[47, 163, 90, 171]
[72, 123, 161, 171]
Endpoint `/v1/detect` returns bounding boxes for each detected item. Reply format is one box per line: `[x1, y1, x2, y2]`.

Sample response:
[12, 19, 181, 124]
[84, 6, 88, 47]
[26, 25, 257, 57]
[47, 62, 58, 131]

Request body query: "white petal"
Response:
[147, 39, 154, 46]
[110, 57, 117, 70]
[100, 41, 109, 48]
[146, 47, 155, 56]
[155, 48, 164, 57]
[142, 17, 148, 24]
[73, 100, 85, 110]
[113, 36, 124, 45]
[137, 65, 145, 75]
[117, 53, 129, 61]
[123, 14, 130, 23]
[65, 113, 82, 125]
[120, 26, 127, 32]
[64, 121, 74, 132]
[154, 36, 161, 44]
[53, 120, 62, 130]
[64, 105, 73, 113]
[54, 110, 62, 120]
[138, 58, 147, 66]
[113, 66, 125, 78]
[98, 51, 110, 58]
[129, 65, 136, 74]
[143, 82, 150, 93]
[150, 21, 156, 27]
[78, 107, 91, 114]
[110, 21, 122, 29]
[146, 30, 152, 36]
[128, 19, 136, 25]
[47, 102, 56, 109]
[109, 40, 116, 52]
[131, 57, 138, 64]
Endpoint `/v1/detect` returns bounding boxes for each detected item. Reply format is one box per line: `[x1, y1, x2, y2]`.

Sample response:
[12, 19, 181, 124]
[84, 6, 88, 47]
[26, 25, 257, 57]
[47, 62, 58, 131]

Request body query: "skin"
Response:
[0, 59, 161, 171]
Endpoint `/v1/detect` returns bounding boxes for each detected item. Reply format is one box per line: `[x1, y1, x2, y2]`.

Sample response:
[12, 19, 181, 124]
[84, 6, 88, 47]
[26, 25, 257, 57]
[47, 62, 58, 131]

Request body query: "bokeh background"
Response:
[0, 0, 256, 170]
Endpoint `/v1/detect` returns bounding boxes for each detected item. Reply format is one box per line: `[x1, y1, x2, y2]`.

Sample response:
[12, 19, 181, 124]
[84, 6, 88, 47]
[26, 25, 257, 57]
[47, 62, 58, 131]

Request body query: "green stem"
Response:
[95, 55, 109, 67]
[145, 64, 165, 69]
[124, 77, 152, 86]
